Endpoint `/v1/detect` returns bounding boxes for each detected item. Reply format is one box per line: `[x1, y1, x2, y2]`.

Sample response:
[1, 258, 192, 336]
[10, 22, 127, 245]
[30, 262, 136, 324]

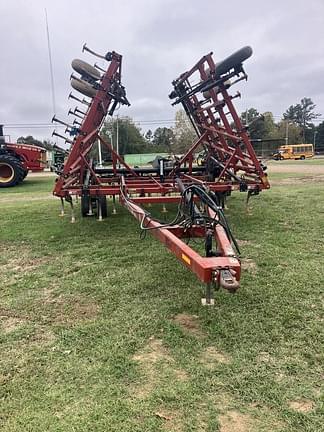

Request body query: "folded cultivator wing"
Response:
[53, 44, 269, 304]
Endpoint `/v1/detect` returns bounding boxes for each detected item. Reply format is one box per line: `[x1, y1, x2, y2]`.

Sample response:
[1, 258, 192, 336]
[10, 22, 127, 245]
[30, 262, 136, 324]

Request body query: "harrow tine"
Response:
[112, 195, 117, 214]
[59, 197, 65, 217]
[98, 199, 103, 221]
[75, 107, 86, 116]
[94, 63, 106, 72]
[64, 195, 75, 223]
[52, 115, 73, 129]
[82, 43, 112, 61]
[69, 92, 90, 106]
[71, 204, 75, 223]
[52, 130, 73, 144]
[88, 199, 93, 216]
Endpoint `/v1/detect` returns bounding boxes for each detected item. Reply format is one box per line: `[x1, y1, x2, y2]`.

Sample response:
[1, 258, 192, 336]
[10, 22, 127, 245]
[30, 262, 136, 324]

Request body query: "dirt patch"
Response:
[174, 368, 188, 381]
[0, 373, 10, 385]
[0, 316, 25, 333]
[274, 372, 287, 383]
[288, 399, 315, 413]
[173, 313, 205, 338]
[1, 243, 48, 281]
[241, 258, 258, 274]
[211, 393, 233, 410]
[3, 257, 45, 273]
[39, 291, 100, 325]
[268, 163, 324, 175]
[0, 307, 29, 331]
[41, 287, 55, 302]
[200, 346, 231, 369]
[133, 337, 172, 364]
[131, 337, 174, 399]
[155, 408, 183, 431]
[257, 351, 272, 363]
[270, 175, 324, 186]
[66, 300, 99, 322]
[0, 307, 27, 319]
[27, 327, 56, 348]
[0, 311, 53, 353]
[237, 239, 252, 247]
[219, 410, 254, 432]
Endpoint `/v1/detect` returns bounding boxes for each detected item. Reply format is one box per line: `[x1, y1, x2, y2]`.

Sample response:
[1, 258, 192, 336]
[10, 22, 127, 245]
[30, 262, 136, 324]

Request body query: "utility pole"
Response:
[285, 121, 289, 146]
[313, 130, 317, 153]
[116, 114, 119, 156]
[45, 9, 57, 144]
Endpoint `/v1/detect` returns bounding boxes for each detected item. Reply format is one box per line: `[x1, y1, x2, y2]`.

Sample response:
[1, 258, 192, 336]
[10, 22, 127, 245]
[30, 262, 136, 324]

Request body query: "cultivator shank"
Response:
[53, 44, 269, 304]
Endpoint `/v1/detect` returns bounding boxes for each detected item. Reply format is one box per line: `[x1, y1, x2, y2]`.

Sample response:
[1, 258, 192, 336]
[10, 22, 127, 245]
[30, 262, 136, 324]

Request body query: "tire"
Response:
[71, 59, 101, 81]
[71, 78, 97, 98]
[0, 154, 25, 187]
[215, 46, 253, 77]
[300, 155, 305, 160]
[97, 196, 107, 219]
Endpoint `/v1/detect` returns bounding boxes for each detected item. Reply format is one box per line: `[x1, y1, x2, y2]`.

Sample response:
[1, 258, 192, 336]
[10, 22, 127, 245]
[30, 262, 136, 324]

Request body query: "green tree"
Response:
[152, 127, 174, 151]
[145, 129, 153, 143]
[304, 123, 318, 144]
[241, 108, 260, 126]
[283, 97, 321, 141]
[276, 121, 303, 145]
[240, 109, 278, 152]
[240, 108, 269, 141]
[172, 110, 197, 153]
[101, 117, 148, 155]
[315, 121, 324, 152]
[17, 135, 54, 150]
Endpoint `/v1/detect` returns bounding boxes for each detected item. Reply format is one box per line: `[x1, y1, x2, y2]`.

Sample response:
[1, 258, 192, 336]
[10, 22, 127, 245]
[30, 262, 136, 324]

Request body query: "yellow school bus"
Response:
[273, 144, 314, 160]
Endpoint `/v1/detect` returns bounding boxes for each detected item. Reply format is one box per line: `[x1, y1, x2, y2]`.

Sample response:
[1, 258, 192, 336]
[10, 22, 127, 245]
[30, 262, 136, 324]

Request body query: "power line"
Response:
[45, 9, 56, 116]
[3, 115, 324, 129]
[4, 124, 64, 129]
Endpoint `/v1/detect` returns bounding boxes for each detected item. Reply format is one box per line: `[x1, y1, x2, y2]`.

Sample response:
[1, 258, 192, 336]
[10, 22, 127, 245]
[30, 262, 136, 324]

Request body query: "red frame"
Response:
[119, 179, 241, 285]
[53, 48, 270, 294]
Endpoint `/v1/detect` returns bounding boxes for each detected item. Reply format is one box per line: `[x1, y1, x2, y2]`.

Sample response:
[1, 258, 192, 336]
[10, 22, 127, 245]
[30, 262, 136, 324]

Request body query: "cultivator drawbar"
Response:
[53, 44, 269, 304]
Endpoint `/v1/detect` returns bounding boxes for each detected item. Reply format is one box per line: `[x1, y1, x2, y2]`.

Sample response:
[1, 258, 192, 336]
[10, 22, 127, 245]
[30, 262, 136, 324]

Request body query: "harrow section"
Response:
[53, 44, 269, 304]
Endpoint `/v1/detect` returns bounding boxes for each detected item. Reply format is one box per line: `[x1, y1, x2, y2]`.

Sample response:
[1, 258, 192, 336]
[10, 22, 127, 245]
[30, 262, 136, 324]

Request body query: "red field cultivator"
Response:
[53, 44, 269, 304]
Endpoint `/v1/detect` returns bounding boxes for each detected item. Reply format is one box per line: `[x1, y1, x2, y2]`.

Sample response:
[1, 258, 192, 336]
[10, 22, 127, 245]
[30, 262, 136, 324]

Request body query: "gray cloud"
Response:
[1, 0, 323, 142]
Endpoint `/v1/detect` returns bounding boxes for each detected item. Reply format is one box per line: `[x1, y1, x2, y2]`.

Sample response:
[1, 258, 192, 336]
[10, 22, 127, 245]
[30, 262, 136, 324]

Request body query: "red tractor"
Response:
[0, 125, 47, 187]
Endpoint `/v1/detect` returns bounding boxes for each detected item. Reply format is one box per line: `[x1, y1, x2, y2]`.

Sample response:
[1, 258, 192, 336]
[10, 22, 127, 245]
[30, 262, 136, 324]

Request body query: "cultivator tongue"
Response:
[53, 44, 269, 304]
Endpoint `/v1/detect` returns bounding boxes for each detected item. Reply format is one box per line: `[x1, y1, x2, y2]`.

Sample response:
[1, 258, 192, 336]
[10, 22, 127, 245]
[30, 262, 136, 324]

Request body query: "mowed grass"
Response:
[0, 169, 323, 432]
[0, 175, 55, 195]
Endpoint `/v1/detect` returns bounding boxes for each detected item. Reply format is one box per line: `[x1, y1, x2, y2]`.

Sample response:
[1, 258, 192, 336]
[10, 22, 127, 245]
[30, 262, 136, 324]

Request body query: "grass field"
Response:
[0, 162, 323, 431]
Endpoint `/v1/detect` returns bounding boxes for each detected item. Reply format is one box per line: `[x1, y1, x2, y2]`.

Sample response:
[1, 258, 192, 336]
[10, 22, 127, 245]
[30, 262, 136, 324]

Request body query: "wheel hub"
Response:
[0, 163, 14, 183]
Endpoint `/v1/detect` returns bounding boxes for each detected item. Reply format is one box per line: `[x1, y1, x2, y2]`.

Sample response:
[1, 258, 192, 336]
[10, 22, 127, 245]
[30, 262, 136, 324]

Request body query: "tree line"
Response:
[16, 97, 323, 156]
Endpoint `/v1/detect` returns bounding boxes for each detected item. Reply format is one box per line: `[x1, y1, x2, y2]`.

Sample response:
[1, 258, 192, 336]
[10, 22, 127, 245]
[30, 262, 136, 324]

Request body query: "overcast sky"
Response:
[1, 0, 324, 142]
